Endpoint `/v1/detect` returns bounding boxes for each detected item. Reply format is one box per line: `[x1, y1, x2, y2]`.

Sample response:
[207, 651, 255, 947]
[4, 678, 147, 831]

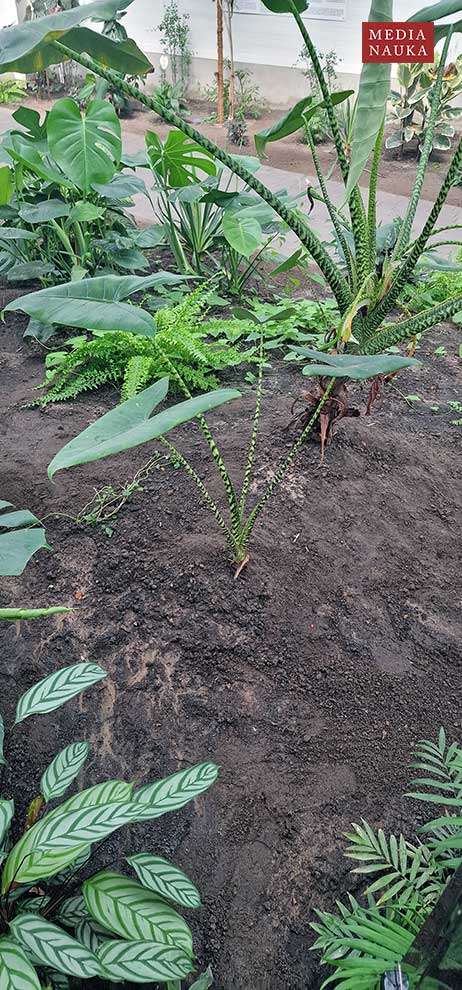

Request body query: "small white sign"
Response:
[233, 0, 346, 21]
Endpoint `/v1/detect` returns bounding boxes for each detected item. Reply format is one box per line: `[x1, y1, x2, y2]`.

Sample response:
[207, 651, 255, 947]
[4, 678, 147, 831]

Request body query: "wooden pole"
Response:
[216, 0, 224, 125]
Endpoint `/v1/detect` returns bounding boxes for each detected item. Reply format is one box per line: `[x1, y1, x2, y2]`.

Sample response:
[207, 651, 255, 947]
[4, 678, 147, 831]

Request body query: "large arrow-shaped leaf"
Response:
[290, 348, 421, 380]
[255, 91, 353, 158]
[0, 0, 134, 74]
[47, 380, 241, 479]
[47, 98, 121, 193]
[0, 500, 48, 578]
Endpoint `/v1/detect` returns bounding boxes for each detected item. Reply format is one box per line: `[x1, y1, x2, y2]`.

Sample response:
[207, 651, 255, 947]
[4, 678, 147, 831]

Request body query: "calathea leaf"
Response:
[47, 99, 121, 193]
[345, 0, 392, 199]
[0, 799, 13, 846]
[255, 91, 353, 158]
[83, 871, 193, 950]
[15, 663, 107, 724]
[96, 939, 193, 983]
[55, 895, 91, 928]
[0, 938, 41, 989]
[127, 854, 201, 909]
[133, 760, 218, 818]
[9, 915, 102, 979]
[47, 381, 241, 479]
[40, 742, 90, 801]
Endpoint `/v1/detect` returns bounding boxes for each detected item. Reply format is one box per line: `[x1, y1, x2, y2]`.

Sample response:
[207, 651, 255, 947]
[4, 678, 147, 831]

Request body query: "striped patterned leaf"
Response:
[9, 914, 102, 979]
[75, 920, 101, 954]
[96, 939, 193, 983]
[40, 742, 89, 801]
[4, 783, 131, 891]
[0, 937, 41, 989]
[0, 799, 13, 846]
[127, 854, 201, 909]
[55, 895, 90, 928]
[133, 761, 218, 818]
[15, 664, 107, 723]
[83, 872, 193, 951]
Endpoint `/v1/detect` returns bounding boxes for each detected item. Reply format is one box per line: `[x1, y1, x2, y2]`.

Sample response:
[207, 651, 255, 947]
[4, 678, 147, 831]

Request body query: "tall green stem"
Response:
[367, 117, 384, 272]
[305, 126, 355, 289]
[238, 327, 264, 517]
[394, 29, 453, 258]
[52, 40, 352, 314]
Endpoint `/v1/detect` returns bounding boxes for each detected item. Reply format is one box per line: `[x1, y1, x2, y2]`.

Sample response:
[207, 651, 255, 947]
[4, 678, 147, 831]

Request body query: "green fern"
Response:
[34, 289, 256, 407]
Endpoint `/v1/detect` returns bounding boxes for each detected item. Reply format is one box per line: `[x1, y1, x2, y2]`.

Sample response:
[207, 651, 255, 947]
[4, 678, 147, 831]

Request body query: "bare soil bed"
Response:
[1, 287, 462, 987]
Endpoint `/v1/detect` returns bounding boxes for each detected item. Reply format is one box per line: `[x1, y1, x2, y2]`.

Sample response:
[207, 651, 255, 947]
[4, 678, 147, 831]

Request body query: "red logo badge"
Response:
[362, 22, 435, 63]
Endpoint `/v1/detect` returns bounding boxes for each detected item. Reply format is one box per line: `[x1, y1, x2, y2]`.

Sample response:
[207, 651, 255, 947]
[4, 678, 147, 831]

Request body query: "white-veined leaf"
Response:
[9, 914, 102, 979]
[15, 663, 107, 723]
[0, 937, 41, 989]
[0, 799, 13, 847]
[55, 895, 89, 928]
[83, 871, 192, 950]
[127, 854, 201, 909]
[40, 742, 89, 801]
[133, 760, 218, 818]
[96, 939, 193, 983]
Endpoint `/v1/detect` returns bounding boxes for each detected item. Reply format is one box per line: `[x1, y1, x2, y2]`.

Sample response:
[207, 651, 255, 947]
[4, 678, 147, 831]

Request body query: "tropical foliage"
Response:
[310, 728, 462, 989]
[0, 662, 216, 987]
[387, 55, 462, 155]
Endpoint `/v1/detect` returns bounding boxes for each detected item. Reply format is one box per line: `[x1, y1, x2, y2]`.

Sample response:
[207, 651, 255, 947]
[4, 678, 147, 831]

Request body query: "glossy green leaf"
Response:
[0, 0, 133, 74]
[18, 200, 70, 224]
[133, 760, 219, 818]
[96, 939, 193, 983]
[255, 90, 353, 158]
[4, 133, 73, 188]
[0, 166, 13, 206]
[83, 871, 193, 950]
[11, 106, 46, 139]
[92, 172, 148, 199]
[292, 348, 421, 380]
[9, 915, 101, 979]
[0, 938, 41, 989]
[0, 800, 14, 846]
[15, 663, 107, 724]
[146, 130, 216, 188]
[0, 500, 48, 578]
[47, 380, 240, 479]
[47, 98, 121, 193]
[345, 0, 392, 198]
[222, 210, 262, 257]
[409, 0, 462, 19]
[0, 606, 70, 621]
[69, 202, 104, 223]
[127, 854, 201, 909]
[61, 27, 152, 76]
[41, 742, 89, 802]
[260, 0, 307, 10]
[5, 279, 157, 336]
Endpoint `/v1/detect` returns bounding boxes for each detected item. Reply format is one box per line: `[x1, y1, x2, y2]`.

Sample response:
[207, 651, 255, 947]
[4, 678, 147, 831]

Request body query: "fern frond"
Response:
[121, 356, 156, 401]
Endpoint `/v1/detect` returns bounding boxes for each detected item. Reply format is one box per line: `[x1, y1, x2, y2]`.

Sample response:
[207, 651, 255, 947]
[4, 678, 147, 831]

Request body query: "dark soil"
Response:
[1, 288, 462, 988]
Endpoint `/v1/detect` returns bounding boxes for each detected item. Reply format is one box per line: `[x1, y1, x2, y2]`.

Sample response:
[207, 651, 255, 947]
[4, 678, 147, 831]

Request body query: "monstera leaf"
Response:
[146, 130, 216, 188]
[47, 99, 121, 193]
[0, 0, 148, 75]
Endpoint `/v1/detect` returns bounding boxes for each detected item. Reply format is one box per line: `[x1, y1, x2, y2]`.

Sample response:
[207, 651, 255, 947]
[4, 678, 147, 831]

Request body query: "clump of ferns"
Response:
[34, 287, 256, 406]
[311, 728, 462, 990]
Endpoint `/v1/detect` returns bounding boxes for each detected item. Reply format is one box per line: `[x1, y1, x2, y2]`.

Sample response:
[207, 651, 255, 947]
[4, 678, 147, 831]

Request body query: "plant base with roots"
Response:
[288, 377, 360, 462]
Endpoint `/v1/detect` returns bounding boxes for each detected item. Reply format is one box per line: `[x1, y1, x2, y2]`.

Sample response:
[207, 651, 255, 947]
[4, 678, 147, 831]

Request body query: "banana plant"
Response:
[0, 662, 217, 987]
[1, 0, 459, 371]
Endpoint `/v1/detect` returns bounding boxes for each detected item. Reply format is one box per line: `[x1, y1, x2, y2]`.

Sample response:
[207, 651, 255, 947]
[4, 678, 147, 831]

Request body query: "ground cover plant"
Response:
[0, 660, 217, 987]
[311, 728, 462, 989]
